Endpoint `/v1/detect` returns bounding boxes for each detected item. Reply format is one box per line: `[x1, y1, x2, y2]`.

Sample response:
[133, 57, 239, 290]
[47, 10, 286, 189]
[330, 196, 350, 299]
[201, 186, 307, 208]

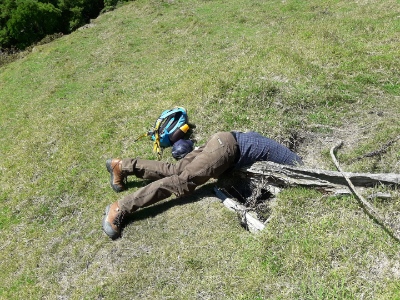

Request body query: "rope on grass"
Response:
[330, 140, 400, 242]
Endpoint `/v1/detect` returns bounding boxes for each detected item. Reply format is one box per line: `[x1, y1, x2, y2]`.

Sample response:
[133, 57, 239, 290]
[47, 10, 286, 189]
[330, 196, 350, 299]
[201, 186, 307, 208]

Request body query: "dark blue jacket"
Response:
[233, 131, 303, 168]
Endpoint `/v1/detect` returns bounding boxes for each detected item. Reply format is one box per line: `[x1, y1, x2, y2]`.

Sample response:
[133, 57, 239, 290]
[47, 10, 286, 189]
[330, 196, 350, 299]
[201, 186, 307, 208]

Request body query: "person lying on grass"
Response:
[102, 131, 303, 239]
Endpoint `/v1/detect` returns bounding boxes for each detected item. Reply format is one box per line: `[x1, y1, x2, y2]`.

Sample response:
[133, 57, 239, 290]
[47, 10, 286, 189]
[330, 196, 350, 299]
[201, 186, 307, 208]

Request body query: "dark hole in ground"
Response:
[227, 185, 273, 207]
[217, 129, 307, 223]
[284, 130, 305, 153]
[219, 178, 274, 222]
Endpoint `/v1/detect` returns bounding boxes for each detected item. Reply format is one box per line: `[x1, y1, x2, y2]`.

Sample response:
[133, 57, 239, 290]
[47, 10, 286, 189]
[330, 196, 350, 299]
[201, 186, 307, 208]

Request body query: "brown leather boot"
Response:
[106, 159, 126, 192]
[102, 201, 128, 239]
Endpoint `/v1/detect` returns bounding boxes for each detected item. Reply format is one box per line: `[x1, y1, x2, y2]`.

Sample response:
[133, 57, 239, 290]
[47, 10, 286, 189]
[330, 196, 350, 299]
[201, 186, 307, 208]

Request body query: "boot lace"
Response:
[112, 209, 127, 227]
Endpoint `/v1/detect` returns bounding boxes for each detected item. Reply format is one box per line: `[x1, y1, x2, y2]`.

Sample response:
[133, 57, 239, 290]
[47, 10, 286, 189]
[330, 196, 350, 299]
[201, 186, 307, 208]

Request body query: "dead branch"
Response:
[214, 186, 265, 233]
[222, 156, 400, 237]
[330, 140, 400, 242]
[235, 161, 400, 192]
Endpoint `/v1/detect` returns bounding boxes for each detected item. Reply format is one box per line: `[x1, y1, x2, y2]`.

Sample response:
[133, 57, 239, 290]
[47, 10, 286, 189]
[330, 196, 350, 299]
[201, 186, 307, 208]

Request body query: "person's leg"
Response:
[121, 146, 204, 180]
[118, 132, 238, 213]
[103, 132, 238, 239]
[106, 146, 203, 192]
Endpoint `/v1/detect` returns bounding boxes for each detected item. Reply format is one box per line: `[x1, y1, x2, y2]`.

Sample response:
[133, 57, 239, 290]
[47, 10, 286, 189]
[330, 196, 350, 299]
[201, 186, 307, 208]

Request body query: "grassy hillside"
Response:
[1, 0, 399, 298]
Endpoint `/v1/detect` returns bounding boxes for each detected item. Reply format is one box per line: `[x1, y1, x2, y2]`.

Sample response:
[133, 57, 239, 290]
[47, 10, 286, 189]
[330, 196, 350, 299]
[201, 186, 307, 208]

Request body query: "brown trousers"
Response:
[118, 132, 239, 213]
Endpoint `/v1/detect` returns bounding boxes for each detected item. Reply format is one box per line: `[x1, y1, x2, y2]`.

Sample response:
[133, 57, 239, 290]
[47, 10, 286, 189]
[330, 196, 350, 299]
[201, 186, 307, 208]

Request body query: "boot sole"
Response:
[106, 159, 124, 193]
[102, 204, 120, 239]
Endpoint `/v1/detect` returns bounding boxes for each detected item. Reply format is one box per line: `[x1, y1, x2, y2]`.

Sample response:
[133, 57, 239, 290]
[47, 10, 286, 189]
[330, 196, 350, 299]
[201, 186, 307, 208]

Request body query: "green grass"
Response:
[1, 0, 400, 298]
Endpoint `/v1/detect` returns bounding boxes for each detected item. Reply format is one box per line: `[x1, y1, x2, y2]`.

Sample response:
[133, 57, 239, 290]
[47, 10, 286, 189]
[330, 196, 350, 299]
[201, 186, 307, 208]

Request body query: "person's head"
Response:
[171, 139, 194, 160]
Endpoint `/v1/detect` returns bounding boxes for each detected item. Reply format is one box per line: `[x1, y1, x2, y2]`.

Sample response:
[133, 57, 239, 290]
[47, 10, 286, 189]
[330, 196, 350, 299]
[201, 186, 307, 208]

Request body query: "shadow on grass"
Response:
[125, 180, 148, 190]
[123, 182, 216, 227]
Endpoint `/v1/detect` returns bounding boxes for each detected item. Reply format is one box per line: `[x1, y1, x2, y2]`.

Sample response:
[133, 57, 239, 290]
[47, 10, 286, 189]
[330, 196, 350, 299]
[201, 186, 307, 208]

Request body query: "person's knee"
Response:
[171, 174, 197, 197]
